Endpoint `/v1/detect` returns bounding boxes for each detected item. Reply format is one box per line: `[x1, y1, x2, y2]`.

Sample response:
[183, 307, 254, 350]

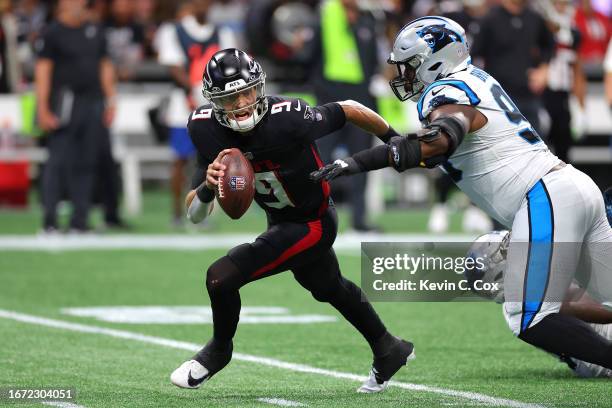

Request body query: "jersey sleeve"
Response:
[190, 154, 209, 189]
[35, 25, 57, 60]
[416, 80, 481, 122]
[187, 108, 215, 189]
[269, 98, 346, 143]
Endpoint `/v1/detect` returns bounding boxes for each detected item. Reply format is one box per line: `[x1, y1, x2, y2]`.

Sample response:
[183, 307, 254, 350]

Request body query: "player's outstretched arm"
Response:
[311, 104, 482, 182]
[337, 100, 399, 143]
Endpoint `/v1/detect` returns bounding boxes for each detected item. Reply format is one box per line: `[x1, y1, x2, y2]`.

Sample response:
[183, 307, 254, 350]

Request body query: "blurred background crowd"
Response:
[0, 0, 610, 234]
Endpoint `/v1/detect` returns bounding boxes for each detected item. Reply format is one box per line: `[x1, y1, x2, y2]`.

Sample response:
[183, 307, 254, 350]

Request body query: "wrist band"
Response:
[379, 126, 400, 143]
[196, 184, 215, 203]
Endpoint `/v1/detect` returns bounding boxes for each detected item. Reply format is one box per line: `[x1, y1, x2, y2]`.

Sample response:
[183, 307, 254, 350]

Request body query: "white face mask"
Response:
[228, 109, 260, 132]
[206, 79, 268, 133]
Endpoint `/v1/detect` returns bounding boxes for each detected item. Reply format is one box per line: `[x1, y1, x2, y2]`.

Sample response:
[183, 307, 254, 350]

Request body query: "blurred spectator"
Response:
[311, 0, 380, 232]
[14, 0, 48, 81]
[605, 38, 612, 108]
[443, 0, 487, 47]
[0, 0, 21, 92]
[428, 0, 492, 234]
[105, 0, 144, 81]
[539, 0, 587, 163]
[35, 0, 116, 233]
[88, 0, 108, 24]
[472, 0, 555, 136]
[245, 0, 318, 85]
[574, 0, 611, 64]
[133, 0, 158, 58]
[154, 0, 236, 226]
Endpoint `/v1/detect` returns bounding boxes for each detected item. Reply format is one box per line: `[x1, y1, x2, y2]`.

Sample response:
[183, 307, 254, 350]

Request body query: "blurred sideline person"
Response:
[537, 0, 587, 163]
[429, 0, 492, 234]
[574, 0, 611, 65]
[465, 231, 612, 379]
[310, 0, 381, 232]
[35, 0, 116, 233]
[171, 49, 413, 394]
[0, 0, 21, 93]
[471, 0, 555, 137]
[605, 38, 612, 109]
[311, 16, 612, 370]
[155, 0, 235, 226]
[104, 0, 144, 81]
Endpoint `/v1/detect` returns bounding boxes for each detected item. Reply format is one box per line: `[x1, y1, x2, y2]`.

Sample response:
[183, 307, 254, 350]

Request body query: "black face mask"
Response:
[388, 56, 424, 101]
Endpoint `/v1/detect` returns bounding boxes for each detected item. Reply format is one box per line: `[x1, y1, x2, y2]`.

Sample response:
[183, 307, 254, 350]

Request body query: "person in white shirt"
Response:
[155, 0, 235, 225]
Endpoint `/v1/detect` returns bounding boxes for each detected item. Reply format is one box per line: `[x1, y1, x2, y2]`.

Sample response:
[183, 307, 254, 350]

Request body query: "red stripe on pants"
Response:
[251, 219, 323, 278]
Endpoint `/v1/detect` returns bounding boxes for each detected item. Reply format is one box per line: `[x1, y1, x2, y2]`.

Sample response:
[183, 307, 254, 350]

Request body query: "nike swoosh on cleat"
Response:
[187, 369, 208, 387]
[432, 88, 443, 96]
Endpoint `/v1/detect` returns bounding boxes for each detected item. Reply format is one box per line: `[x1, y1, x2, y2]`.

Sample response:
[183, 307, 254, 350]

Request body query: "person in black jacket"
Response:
[471, 0, 555, 137]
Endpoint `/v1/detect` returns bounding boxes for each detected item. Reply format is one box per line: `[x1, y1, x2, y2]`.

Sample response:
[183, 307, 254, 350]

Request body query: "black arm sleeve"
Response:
[349, 135, 422, 173]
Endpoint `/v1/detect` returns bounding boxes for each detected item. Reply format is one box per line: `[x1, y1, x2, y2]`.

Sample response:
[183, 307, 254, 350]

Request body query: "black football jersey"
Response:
[187, 96, 346, 224]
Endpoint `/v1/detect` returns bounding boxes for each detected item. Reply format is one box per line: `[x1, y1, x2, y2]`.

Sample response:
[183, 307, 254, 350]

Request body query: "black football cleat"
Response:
[358, 337, 415, 393]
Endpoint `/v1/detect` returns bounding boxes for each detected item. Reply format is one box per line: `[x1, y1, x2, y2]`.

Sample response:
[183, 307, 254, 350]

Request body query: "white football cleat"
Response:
[357, 368, 389, 393]
[170, 359, 210, 389]
[357, 340, 416, 394]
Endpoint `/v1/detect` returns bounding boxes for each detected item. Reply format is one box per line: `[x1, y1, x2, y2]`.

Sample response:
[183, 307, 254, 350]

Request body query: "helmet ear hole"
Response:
[428, 62, 442, 71]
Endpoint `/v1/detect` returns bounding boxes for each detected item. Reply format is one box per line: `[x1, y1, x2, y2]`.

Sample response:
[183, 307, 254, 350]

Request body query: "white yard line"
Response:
[0, 233, 477, 251]
[0, 309, 544, 408]
[41, 402, 86, 408]
[257, 397, 307, 407]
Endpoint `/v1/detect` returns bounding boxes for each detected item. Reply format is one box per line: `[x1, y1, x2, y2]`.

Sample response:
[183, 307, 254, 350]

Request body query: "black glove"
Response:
[310, 158, 361, 182]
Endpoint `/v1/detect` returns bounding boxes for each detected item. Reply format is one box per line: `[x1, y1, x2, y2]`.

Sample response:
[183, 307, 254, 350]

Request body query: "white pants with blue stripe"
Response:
[503, 165, 612, 335]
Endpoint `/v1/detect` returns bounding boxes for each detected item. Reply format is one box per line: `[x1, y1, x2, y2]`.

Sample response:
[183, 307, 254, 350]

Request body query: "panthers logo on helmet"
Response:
[417, 25, 463, 53]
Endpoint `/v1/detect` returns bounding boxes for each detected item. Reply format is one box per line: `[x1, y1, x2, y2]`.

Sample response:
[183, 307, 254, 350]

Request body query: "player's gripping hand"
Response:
[206, 149, 233, 189]
[310, 158, 361, 182]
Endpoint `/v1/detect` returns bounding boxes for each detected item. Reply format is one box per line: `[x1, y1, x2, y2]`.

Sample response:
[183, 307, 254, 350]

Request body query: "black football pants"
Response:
[204, 207, 387, 347]
[42, 97, 103, 230]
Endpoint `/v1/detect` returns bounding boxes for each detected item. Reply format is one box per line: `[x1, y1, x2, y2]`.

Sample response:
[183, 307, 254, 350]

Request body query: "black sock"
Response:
[519, 313, 612, 369]
[326, 276, 387, 346]
[206, 256, 244, 345]
[371, 330, 397, 357]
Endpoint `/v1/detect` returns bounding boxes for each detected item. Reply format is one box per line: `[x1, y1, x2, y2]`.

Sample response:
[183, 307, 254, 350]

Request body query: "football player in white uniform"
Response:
[465, 231, 612, 379]
[311, 16, 612, 372]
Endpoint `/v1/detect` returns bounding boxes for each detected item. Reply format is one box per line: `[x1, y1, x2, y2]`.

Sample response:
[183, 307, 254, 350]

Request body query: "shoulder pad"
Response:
[417, 79, 480, 122]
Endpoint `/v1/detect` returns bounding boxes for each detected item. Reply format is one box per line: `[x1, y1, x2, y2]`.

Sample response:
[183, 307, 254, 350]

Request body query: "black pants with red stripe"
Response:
[205, 207, 387, 348]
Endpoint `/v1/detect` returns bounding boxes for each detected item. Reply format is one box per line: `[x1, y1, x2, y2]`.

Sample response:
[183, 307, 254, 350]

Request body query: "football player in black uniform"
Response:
[170, 48, 413, 393]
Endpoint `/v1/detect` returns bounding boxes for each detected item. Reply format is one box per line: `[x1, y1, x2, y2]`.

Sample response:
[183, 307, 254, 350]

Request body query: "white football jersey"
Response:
[416, 65, 560, 227]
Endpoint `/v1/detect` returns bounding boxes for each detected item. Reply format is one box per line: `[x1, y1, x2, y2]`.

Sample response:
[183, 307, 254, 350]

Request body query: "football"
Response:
[215, 148, 255, 219]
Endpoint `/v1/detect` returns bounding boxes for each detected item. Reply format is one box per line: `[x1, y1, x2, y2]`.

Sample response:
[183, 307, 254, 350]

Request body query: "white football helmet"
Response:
[464, 230, 510, 303]
[388, 16, 470, 102]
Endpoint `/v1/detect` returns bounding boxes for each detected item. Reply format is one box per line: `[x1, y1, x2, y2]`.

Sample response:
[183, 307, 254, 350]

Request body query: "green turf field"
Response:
[0, 189, 466, 234]
[1, 248, 610, 408]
